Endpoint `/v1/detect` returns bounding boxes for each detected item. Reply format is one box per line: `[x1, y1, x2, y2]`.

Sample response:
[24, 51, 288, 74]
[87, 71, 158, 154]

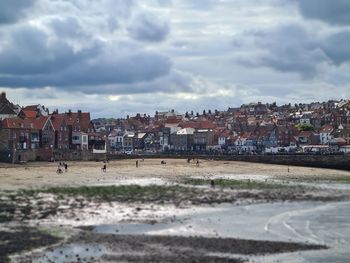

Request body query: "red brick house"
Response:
[51, 115, 70, 149]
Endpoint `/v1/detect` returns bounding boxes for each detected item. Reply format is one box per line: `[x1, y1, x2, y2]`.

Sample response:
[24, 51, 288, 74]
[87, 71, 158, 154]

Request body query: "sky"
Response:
[1, 0, 350, 118]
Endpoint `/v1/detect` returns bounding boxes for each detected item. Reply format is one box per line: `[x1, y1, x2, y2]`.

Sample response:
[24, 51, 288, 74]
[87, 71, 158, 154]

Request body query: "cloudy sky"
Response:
[1, 0, 350, 118]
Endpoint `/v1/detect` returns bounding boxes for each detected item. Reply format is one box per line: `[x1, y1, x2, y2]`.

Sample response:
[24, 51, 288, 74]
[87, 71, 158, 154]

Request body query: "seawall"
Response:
[108, 154, 350, 171]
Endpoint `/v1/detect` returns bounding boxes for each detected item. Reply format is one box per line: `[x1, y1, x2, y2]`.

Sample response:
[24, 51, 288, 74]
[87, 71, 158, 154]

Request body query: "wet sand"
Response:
[16, 233, 326, 263]
[1, 158, 350, 191]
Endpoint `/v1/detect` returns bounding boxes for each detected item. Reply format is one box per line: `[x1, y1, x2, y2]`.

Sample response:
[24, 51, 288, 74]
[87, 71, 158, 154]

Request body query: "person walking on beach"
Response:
[136, 160, 139, 168]
[102, 164, 106, 172]
[64, 163, 68, 172]
[196, 159, 199, 167]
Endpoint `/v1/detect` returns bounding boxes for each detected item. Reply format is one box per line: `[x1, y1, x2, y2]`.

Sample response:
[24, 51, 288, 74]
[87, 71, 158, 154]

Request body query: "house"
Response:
[88, 132, 106, 152]
[133, 132, 147, 150]
[193, 129, 214, 151]
[328, 138, 347, 152]
[144, 133, 161, 152]
[2, 115, 55, 161]
[170, 128, 194, 151]
[334, 125, 350, 144]
[51, 115, 70, 149]
[108, 129, 125, 150]
[72, 131, 89, 150]
[319, 125, 334, 145]
[52, 110, 94, 150]
[234, 132, 257, 153]
[0, 92, 19, 120]
[19, 104, 49, 118]
[123, 132, 135, 151]
[297, 131, 320, 146]
[159, 127, 171, 152]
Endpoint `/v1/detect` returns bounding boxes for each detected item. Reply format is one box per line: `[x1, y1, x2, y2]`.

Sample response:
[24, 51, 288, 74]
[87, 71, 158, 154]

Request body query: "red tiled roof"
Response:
[180, 120, 216, 129]
[54, 112, 91, 131]
[22, 105, 39, 111]
[319, 125, 334, 133]
[50, 116, 65, 131]
[22, 110, 37, 118]
[3, 116, 49, 130]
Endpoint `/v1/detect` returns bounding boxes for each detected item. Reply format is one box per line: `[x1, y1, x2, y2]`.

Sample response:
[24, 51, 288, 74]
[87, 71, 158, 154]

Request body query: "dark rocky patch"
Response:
[0, 227, 61, 263]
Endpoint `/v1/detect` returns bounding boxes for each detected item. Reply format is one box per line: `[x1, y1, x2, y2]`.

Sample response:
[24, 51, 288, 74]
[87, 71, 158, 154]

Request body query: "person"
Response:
[187, 158, 191, 164]
[210, 180, 215, 188]
[136, 160, 139, 168]
[64, 163, 68, 172]
[102, 164, 106, 172]
[196, 159, 199, 167]
[161, 160, 166, 165]
[56, 166, 63, 174]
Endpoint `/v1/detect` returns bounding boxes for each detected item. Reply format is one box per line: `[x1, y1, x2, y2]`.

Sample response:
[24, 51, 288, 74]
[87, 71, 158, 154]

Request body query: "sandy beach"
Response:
[1, 158, 350, 191]
[1, 159, 350, 262]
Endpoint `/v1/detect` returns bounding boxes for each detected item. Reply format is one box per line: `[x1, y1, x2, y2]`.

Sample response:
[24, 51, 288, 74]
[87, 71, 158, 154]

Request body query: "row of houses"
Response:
[0, 93, 106, 162]
[2, 91, 350, 160]
[107, 122, 350, 154]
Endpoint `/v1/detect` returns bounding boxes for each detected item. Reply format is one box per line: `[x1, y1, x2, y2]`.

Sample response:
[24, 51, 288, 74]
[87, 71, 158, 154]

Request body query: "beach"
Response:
[1, 159, 350, 262]
[1, 158, 349, 191]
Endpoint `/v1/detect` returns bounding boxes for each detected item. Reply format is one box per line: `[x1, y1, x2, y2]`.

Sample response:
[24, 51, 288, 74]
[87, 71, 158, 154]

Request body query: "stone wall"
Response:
[108, 153, 350, 171]
[219, 154, 350, 171]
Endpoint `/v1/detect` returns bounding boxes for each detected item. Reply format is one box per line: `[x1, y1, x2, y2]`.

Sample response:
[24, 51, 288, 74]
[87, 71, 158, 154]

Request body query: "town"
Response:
[1, 91, 350, 163]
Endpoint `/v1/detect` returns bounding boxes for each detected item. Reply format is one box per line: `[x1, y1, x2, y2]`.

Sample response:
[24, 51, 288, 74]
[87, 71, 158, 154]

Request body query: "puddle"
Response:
[93, 201, 350, 262]
[32, 244, 106, 263]
[191, 173, 270, 181]
[92, 177, 171, 187]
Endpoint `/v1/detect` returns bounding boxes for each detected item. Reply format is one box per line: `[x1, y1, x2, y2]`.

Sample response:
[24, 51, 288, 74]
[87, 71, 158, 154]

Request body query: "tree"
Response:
[295, 123, 314, 131]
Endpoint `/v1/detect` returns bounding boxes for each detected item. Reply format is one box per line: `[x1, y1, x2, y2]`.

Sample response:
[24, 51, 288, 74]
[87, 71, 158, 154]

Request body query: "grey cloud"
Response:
[49, 17, 86, 39]
[322, 31, 350, 65]
[128, 13, 169, 42]
[0, 0, 36, 24]
[298, 0, 350, 26]
[237, 25, 328, 78]
[0, 51, 172, 90]
[0, 25, 101, 75]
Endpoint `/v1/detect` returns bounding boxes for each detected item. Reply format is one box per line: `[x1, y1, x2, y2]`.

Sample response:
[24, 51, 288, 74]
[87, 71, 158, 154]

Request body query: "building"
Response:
[0, 92, 19, 120]
[319, 125, 334, 145]
[170, 128, 195, 151]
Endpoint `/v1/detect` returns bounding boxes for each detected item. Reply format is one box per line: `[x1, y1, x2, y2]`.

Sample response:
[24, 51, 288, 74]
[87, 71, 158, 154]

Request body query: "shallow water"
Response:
[94, 201, 350, 262]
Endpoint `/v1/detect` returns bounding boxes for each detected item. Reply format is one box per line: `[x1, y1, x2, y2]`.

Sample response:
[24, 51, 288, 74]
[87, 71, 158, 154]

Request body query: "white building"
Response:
[319, 125, 334, 145]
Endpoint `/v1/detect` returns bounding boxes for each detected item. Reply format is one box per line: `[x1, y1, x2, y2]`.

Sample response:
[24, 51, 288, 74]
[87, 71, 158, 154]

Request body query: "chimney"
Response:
[0, 92, 6, 100]
[78, 110, 82, 116]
